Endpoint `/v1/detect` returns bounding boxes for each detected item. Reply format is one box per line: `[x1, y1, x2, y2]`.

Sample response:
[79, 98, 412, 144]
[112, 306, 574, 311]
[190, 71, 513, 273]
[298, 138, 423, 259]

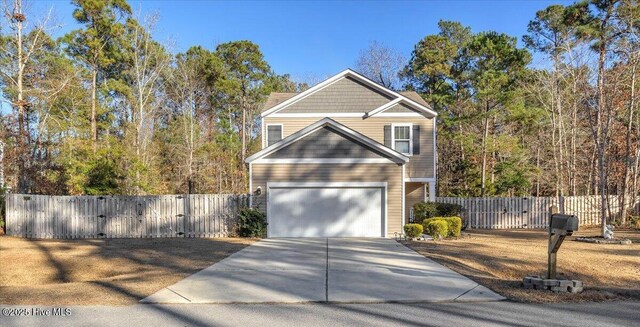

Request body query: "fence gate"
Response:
[6, 194, 250, 239]
[435, 195, 639, 229]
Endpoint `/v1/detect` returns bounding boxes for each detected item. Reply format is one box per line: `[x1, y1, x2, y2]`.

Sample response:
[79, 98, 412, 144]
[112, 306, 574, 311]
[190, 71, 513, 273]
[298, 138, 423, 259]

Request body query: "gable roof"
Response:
[260, 69, 437, 118]
[246, 117, 409, 164]
[261, 90, 429, 112]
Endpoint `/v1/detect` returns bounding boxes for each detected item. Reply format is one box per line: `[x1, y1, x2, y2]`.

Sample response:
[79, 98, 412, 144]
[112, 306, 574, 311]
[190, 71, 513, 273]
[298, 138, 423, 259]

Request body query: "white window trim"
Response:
[391, 123, 413, 156]
[266, 181, 388, 238]
[265, 123, 283, 148]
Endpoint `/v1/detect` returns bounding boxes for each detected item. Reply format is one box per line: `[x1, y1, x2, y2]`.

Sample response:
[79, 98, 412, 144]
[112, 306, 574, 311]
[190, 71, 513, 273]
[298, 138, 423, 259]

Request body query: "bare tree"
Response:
[1, 0, 55, 192]
[167, 51, 209, 194]
[355, 40, 404, 89]
[126, 13, 171, 195]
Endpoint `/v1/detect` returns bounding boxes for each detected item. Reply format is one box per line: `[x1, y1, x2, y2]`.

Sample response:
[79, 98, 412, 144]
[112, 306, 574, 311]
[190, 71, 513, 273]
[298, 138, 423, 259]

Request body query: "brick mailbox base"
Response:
[523, 276, 583, 293]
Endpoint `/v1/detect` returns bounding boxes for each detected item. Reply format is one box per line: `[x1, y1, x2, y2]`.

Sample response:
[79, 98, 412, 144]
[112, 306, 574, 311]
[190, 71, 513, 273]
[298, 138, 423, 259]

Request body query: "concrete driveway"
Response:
[142, 238, 504, 304]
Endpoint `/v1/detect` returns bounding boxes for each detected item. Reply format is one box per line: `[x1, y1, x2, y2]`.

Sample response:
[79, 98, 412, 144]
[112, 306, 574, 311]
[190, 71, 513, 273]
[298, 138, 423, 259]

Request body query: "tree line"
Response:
[358, 1, 640, 225]
[1, 0, 638, 224]
[1, 0, 304, 196]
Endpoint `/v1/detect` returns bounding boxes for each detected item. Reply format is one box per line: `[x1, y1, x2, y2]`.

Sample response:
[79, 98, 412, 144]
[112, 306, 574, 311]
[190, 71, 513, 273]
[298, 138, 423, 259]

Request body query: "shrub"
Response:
[443, 216, 462, 237]
[404, 223, 423, 238]
[629, 216, 640, 229]
[413, 202, 438, 221]
[237, 208, 267, 237]
[423, 219, 448, 239]
[412, 201, 465, 222]
[436, 203, 465, 217]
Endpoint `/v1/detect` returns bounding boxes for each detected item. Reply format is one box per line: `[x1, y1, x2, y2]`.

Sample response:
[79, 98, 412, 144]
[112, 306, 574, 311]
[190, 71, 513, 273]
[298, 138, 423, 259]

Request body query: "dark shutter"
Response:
[412, 125, 420, 155]
[384, 125, 391, 147]
[267, 125, 282, 146]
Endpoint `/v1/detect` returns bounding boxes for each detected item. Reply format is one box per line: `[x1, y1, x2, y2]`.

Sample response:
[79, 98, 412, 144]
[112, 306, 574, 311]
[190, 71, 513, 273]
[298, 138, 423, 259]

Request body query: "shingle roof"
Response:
[399, 91, 430, 107]
[262, 92, 298, 112]
[261, 90, 430, 112]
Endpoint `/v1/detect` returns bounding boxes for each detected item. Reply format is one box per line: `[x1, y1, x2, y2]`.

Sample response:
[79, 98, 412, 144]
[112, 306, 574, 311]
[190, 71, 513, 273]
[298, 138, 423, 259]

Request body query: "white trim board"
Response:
[268, 112, 424, 118]
[433, 117, 437, 186]
[268, 181, 387, 188]
[248, 163, 253, 207]
[261, 69, 437, 118]
[401, 164, 406, 228]
[253, 158, 396, 164]
[366, 98, 435, 119]
[406, 177, 436, 182]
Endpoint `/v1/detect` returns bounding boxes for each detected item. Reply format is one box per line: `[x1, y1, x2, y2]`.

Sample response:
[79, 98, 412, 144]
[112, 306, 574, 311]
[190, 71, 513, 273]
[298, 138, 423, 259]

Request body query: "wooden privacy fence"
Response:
[5, 194, 250, 239]
[435, 195, 640, 229]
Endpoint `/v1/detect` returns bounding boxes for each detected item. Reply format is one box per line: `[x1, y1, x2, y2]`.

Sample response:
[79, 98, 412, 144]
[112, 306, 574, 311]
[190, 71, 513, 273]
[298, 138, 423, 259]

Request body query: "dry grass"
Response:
[404, 227, 640, 303]
[0, 236, 255, 305]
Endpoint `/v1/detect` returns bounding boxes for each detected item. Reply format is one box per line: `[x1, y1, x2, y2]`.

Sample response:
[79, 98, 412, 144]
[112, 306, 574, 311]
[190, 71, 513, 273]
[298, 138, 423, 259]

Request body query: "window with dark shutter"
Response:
[393, 125, 411, 154]
[267, 125, 282, 147]
[390, 123, 413, 155]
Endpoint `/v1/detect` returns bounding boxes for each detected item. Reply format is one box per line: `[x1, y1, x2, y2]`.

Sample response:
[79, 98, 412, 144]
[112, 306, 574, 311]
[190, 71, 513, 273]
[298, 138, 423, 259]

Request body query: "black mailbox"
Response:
[550, 214, 579, 235]
[547, 207, 580, 279]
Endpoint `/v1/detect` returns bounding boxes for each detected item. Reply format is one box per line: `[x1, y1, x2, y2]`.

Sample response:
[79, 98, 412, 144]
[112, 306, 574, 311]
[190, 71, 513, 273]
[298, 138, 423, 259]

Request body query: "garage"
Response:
[267, 182, 386, 237]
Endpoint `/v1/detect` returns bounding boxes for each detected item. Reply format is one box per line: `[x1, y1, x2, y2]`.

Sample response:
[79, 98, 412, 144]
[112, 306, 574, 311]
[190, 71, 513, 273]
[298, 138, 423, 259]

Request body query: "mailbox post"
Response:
[523, 207, 582, 293]
[547, 205, 579, 279]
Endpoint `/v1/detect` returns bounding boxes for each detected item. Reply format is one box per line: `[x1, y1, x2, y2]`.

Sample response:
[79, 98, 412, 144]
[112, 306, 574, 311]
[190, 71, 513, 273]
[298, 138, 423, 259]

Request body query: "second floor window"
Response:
[267, 124, 283, 147]
[393, 124, 412, 155]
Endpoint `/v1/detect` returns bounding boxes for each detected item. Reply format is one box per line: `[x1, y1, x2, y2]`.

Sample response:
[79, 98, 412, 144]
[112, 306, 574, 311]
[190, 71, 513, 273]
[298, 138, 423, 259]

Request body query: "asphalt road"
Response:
[1, 301, 638, 327]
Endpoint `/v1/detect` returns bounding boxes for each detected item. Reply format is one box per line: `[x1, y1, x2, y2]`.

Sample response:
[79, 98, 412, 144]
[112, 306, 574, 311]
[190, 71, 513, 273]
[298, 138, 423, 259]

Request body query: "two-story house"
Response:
[246, 69, 437, 237]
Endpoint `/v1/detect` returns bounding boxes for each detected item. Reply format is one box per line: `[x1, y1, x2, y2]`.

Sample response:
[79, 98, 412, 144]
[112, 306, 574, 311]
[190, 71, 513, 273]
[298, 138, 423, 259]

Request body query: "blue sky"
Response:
[32, 0, 571, 83]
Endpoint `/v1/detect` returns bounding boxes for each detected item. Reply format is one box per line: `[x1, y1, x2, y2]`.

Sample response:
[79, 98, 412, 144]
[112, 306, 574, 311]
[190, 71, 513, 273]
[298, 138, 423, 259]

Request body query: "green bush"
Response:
[237, 208, 267, 237]
[404, 223, 423, 238]
[424, 217, 462, 237]
[629, 216, 640, 229]
[423, 219, 448, 239]
[412, 201, 465, 222]
[436, 203, 465, 217]
[413, 202, 438, 221]
[443, 216, 462, 237]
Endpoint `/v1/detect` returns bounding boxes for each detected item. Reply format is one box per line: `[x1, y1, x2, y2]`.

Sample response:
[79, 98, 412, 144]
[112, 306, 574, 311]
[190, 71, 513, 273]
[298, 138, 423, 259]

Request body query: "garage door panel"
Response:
[268, 187, 384, 237]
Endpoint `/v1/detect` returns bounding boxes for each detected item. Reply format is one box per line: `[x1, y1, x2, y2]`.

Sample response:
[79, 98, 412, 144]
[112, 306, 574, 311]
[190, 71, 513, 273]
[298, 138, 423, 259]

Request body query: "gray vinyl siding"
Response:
[251, 163, 403, 236]
[265, 126, 393, 159]
[278, 76, 394, 113]
[263, 116, 435, 178]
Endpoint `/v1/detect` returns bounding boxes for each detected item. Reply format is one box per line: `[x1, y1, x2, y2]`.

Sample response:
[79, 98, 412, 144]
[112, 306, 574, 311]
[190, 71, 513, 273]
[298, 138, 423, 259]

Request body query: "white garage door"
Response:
[267, 184, 385, 237]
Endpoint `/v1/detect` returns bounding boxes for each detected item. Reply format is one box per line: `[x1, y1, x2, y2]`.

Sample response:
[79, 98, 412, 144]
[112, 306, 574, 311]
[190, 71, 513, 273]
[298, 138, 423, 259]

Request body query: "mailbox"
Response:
[547, 206, 579, 279]
[550, 214, 579, 235]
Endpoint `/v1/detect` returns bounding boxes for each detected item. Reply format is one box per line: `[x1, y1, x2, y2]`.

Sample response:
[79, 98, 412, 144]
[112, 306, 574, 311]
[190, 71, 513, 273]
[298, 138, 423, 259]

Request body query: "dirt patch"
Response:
[0, 236, 255, 305]
[404, 227, 640, 303]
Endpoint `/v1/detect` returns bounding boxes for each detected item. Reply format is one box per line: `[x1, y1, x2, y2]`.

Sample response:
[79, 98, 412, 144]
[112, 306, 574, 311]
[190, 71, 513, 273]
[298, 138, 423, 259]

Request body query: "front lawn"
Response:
[404, 226, 640, 303]
[0, 236, 255, 305]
